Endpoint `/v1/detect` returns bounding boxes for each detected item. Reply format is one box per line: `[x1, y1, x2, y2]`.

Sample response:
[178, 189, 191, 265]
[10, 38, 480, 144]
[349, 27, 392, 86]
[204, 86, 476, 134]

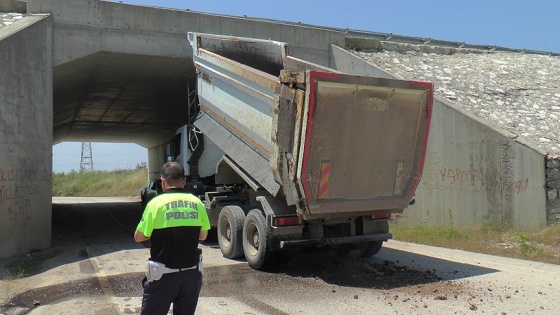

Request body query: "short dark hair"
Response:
[161, 162, 185, 180]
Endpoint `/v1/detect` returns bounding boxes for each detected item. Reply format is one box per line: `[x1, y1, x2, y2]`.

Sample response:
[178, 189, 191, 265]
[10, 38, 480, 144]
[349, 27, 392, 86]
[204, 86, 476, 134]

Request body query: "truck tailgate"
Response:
[299, 72, 432, 215]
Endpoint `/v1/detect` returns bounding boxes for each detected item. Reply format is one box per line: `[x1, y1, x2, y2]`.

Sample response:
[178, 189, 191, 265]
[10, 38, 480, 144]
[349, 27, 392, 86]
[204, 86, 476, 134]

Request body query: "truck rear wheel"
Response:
[332, 244, 354, 257]
[358, 241, 383, 257]
[243, 209, 273, 269]
[218, 206, 246, 259]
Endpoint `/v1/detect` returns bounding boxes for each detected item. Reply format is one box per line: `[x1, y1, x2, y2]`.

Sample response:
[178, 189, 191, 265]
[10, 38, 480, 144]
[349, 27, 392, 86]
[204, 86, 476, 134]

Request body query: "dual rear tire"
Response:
[242, 209, 274, 269]
[217, 207, 273, 269]
[332, 241, 383, 257]
[217, 206, 245, 259]
[357, 241, 383, 257]
[218, 207, 384, 268]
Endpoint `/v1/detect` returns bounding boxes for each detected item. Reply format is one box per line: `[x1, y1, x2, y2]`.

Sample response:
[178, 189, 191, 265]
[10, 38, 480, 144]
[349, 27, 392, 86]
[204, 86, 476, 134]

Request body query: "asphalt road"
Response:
[0, 197, 559, 315]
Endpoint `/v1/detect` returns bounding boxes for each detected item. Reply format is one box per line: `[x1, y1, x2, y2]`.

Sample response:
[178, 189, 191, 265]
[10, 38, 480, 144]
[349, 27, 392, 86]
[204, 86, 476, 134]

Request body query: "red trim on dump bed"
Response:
[405, 81, 433, 201]
[301, 72, 340, 208]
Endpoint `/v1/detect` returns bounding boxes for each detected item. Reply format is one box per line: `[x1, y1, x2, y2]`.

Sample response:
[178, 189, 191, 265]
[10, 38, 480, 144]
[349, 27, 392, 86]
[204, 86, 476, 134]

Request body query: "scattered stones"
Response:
[546, 188, 558, 202]
[546, 156, 560, 221]
[0, 13, 25, 28]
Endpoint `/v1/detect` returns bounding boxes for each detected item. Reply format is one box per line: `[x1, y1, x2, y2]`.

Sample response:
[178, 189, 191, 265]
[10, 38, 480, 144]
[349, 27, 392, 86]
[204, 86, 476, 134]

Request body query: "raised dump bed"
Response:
[180, 32, 433, 269]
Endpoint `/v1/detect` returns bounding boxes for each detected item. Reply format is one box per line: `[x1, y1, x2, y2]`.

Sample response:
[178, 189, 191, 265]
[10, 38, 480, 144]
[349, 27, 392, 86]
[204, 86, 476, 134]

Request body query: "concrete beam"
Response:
[29, 0, 345, 67]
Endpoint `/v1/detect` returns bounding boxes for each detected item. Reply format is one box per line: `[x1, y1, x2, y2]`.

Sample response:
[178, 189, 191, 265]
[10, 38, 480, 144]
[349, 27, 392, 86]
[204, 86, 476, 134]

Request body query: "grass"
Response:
[6, 256, 32, 279]
[390, 222, 560, 265]
[52, 167, 148, 197]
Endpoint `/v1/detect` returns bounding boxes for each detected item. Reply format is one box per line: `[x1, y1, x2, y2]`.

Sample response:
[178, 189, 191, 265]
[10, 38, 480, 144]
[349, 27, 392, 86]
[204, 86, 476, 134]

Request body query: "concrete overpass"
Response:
[34, 0, 350, 165]
[0, 0, 359, 258]
[38, 0, 365, 180]
[0, 0, 549, 259]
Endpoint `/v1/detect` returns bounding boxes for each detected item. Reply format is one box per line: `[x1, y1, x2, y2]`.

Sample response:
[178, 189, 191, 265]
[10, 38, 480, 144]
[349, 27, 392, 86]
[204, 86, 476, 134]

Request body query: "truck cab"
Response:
[140, 178, 162, 207]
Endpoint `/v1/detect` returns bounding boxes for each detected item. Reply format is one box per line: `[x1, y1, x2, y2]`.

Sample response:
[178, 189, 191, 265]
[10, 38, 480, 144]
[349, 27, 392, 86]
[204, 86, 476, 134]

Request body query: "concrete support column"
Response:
[0, 15, 53, 259]
[147, 145, 166, 181]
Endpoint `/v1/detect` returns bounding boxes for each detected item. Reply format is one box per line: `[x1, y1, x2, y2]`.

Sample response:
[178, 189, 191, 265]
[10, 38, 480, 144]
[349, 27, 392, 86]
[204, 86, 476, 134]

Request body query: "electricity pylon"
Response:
[80, 142, 94, 172]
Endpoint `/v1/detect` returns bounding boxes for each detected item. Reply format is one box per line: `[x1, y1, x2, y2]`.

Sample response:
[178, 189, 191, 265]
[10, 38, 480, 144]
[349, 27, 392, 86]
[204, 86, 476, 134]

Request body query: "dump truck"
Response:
[172, 32, 433, 269]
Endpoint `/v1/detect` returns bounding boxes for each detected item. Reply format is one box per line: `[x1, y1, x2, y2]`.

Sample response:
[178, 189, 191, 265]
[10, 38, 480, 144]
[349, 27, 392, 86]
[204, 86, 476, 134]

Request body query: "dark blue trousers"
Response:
[141, 269, 202, 315]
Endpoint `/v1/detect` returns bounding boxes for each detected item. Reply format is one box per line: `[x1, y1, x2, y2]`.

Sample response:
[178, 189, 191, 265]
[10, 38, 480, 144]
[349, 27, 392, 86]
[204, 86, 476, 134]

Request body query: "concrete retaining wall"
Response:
[0, 15, 53, 258]
[330, 45, 547, 230]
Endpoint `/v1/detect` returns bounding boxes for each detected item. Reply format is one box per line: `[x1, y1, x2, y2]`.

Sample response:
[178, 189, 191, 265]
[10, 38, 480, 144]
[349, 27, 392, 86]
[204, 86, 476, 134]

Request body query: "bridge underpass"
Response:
[35, 0, 348, 180]
[0, 0, 352, 259]
[53, 52, 193, 148]
[0, 0, 549, 259]
[53, 51, 195, 176]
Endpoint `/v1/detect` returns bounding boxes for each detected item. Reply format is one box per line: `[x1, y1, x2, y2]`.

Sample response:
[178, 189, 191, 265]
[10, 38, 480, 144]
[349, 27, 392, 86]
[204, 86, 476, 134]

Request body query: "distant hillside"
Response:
[52, 168, 148, 197]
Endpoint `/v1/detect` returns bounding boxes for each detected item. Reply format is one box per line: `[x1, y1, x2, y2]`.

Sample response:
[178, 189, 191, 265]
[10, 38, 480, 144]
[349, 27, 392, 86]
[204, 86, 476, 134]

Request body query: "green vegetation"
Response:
[52, 167, 148, 197]
[7, 256, 32, 279]
[390, 223, 560, 265]
[516, 233, 543, 255]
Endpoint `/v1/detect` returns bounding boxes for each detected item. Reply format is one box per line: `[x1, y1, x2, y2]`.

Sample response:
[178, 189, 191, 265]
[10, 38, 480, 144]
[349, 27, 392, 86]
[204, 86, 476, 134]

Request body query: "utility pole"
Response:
[80, 142, 94, 172]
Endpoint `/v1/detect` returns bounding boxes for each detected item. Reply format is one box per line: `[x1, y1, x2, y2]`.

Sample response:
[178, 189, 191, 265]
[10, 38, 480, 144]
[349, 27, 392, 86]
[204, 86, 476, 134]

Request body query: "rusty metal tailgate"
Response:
[298, 72, 432, 215]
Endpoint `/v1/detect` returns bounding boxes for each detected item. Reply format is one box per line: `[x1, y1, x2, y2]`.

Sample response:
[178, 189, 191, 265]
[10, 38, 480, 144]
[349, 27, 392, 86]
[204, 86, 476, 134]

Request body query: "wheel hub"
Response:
[253, 233, 259, 247]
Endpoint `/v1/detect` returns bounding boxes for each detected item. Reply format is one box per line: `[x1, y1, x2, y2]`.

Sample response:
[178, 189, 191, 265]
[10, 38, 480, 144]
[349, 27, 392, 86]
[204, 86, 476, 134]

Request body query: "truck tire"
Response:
[218, 206, 246, 259]
[357, 241, 383, 257]
[332, 244, 354, 257]
[140, 190, 147, 208]
[243, 209, 273, 270]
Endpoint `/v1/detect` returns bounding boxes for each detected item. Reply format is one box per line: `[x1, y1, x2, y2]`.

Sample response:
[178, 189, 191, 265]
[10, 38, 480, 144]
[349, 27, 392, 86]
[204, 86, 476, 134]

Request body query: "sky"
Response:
[52, 0, 560, 173]
[53, 142, 147, 173]
[126, 0, 560, 53]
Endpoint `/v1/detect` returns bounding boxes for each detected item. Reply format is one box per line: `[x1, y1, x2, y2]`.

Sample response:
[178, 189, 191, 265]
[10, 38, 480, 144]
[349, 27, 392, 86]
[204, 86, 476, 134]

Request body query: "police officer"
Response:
[134, 162, 210, 315]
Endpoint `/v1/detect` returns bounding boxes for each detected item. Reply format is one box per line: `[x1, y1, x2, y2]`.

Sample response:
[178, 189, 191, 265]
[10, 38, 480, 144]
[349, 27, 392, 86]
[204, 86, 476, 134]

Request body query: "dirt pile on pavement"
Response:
[279, 249, 442, 290]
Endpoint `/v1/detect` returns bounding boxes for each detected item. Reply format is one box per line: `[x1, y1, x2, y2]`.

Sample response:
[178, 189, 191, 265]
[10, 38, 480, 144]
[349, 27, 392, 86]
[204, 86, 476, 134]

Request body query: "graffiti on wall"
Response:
[0, 168, 51, 226]
[421, 154, 529, 195]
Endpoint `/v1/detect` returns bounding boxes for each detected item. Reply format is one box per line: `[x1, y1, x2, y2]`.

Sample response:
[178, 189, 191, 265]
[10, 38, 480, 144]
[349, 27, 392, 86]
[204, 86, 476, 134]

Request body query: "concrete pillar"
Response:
[0, 15, 53, 259]
[148, 145, 166, 181]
